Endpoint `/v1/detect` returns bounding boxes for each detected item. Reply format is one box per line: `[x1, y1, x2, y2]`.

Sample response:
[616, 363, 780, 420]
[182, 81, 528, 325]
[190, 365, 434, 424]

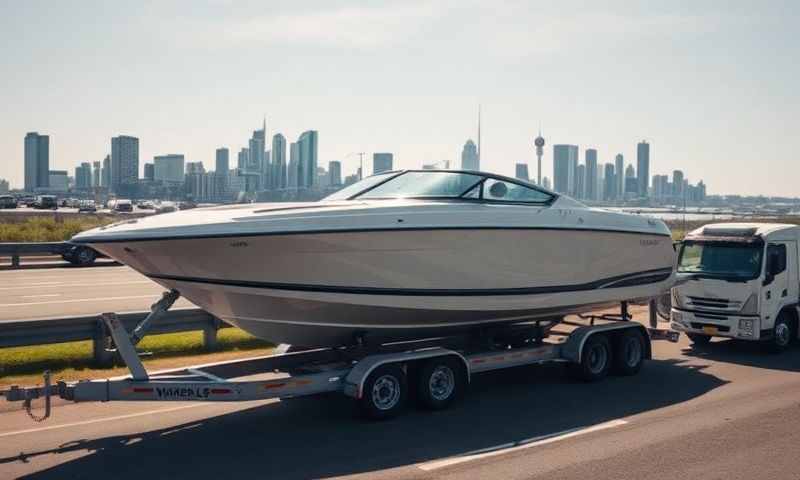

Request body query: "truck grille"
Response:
[686, 296, 742, 312]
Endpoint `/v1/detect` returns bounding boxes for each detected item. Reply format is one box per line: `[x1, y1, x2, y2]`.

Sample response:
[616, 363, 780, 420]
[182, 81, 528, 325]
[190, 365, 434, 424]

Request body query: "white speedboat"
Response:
[73, 170, 676, 347]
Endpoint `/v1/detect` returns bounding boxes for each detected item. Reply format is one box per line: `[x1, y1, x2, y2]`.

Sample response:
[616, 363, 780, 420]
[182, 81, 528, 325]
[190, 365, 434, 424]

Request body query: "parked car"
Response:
[0, 195, 18, 209]
[108, 198, 133, 213]
[20, 195, 36, 207]
[137, 200, 155, 210]
[178, 200, 198, 210]
[155, 201, 176, 214]
[78, 200, 97, 213]
[33, 195, 58, 210]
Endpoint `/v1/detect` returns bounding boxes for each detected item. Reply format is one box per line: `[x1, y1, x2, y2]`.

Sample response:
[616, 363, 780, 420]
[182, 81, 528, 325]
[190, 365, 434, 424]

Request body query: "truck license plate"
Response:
[702, 326, 718, 335]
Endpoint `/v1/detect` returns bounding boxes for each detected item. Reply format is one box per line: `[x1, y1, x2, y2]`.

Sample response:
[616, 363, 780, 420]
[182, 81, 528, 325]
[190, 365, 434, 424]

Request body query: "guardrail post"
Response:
[93, 319, 113, 366]
[203, 316, 221, 350]
[11, 254, 20, 268]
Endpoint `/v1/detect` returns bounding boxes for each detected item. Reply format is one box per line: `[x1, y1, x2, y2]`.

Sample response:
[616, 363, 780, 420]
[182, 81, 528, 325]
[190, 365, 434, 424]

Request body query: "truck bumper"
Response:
[670, 308, 761, 341]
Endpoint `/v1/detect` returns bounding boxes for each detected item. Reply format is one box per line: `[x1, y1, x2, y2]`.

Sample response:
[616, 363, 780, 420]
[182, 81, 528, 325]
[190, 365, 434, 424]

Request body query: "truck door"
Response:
[762, 243, 792, 328]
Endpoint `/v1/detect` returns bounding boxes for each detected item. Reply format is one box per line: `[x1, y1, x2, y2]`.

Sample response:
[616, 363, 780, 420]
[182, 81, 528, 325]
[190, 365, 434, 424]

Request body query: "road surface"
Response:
[2, 321, 800, 479]
[0, 266, 194, 321]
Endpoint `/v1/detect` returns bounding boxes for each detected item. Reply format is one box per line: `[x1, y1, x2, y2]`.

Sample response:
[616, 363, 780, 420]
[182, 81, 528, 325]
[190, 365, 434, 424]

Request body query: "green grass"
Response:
[0, 328, 274, 387]
[0, 216, 114, 242]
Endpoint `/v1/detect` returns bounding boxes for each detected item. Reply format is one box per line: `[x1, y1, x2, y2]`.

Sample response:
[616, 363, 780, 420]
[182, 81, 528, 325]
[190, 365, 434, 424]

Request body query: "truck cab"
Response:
[671, 223, 800, 351]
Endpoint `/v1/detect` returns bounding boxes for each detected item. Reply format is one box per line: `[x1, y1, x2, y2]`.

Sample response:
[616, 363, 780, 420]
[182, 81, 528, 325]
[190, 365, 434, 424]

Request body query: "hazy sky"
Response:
[1, 0, 797, 195]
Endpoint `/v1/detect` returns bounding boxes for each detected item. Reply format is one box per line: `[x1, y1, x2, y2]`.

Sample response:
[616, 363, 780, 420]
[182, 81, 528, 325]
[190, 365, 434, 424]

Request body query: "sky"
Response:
[0, 0, 798, 196]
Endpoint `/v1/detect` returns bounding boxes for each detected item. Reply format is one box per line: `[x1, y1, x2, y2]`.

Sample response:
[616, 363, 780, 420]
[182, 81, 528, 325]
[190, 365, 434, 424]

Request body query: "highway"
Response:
[0, 266, 194, 321]
[2, 297, 800, 478]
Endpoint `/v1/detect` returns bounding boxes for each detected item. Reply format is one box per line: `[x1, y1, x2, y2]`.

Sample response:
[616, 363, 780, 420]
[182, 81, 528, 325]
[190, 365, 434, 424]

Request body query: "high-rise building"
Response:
[585, 149, 598, 201]
[373, 153, 393, 174]
[92, 161, 101, 187]
[329, 161, 342, 186]
[75, 162, 92, 190]
[237, 148, 249, 170]
[552, 145, 578, 196]
[24, 132, 49, 192]
[515, 163, 529, 181]
[101, 155, 111, 188]
[288, 142, 299, 188]
[297, 130, 318, 188]
[637, 141, 650, 198]
[575, 164, 586, 200]
[603, 163, 616, 201]
[154, 154, 185, 184]
[614, 154, 624, 199]
[542, 177, 552, 191]
[143, 163, 155, 181]
[271, 134, 287, 189]
[48, 170, 68, 192]
[111, 135, 139, 194]
[0, 179, 9, 193]
[216, 148, 229, 176]
[534, 131, 545, 185]
[461, 140, 479, 170]
[672, 170, 685, 199]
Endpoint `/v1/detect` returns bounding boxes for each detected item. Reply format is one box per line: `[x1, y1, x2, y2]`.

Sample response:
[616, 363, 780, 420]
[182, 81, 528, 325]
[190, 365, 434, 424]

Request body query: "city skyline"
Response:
[1, 2, 797, 196]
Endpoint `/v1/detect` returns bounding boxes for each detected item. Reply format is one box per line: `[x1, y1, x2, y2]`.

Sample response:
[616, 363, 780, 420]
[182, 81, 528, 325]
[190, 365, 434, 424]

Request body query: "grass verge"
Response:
[0, 328, 274, 388]
[0, 216, 114, 242]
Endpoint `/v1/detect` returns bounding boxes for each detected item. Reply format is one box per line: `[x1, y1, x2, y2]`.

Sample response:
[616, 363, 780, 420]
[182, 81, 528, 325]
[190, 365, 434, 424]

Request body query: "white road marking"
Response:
[417, 419, 628, 471]
[0, 295, 156, 307]
[0, 404, 209, 438]
[0, 280, 152, 291]
[0, 282, 63, 289]
[20, 294, 61, 299]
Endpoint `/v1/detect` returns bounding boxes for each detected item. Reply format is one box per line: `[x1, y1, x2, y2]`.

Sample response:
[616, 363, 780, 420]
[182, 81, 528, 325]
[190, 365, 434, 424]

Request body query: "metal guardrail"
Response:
[0, 308, 230, 365]
[0, 242, 68, 268]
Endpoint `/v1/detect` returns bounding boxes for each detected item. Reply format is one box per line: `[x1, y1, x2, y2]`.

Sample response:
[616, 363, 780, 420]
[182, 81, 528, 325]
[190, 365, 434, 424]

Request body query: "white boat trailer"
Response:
[2, 292, 678, 421]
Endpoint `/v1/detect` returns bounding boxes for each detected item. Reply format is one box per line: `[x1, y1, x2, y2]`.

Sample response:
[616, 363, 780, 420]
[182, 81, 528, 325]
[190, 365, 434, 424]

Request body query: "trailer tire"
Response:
[687, 333, 711, 346]
[767, 311, 796, 354]
[66, 246, 96, 266]
[359, 364, 407, 420]
[570, 334, 612, 382]
[612, 329, 645, 376]
[416, 357, 465, 410]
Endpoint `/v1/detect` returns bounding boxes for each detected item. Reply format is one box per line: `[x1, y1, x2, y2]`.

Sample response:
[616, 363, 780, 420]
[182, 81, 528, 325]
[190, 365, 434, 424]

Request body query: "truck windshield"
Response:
[678, 241, 763, 280]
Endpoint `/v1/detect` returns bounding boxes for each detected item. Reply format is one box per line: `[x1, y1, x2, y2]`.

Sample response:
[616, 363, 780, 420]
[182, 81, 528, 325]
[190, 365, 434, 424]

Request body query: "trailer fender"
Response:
[562, 323, 651, 364]
[343, 348, 469, 400]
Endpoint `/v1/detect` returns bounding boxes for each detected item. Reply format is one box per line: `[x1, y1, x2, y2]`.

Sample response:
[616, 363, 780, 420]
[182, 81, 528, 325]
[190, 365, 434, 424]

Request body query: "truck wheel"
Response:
[767, 311, 796, 354]
[686, 333, 711, 346]
[571, 334, 612, 382]
[417, 357, 465, 410]
[612, 329, 646, 376]
[359, 364, 407, 420]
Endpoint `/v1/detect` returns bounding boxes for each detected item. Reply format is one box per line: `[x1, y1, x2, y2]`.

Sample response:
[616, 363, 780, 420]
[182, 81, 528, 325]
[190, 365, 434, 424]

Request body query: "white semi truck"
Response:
[671, 223, 800, 351]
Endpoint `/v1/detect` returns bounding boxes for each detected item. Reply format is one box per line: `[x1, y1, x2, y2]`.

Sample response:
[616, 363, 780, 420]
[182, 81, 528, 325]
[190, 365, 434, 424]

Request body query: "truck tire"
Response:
[359, 364, 407, 420]
[612, 329, 646, 376]
[570, 334, 612, 382]
[416, 357, 465, 410]
[686, 333, 711, 346]
[767, 311, 796, 354]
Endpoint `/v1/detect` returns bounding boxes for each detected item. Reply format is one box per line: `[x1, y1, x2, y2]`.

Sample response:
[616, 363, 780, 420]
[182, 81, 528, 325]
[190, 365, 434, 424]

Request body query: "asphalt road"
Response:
[2, 321, 800, 479]
[0, 266, 194, 321]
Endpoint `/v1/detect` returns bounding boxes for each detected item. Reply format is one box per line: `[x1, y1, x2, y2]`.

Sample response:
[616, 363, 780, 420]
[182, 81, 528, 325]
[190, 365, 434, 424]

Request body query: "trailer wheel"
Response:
[359, 364, 407, 420]
[686, 333, 711, 346]
[612, 329, 645, 376]
[66, 246, 96, 266]
[767, 311, 796, 354]
[417, 357, 465, 410]
[571, 334, 612, 382]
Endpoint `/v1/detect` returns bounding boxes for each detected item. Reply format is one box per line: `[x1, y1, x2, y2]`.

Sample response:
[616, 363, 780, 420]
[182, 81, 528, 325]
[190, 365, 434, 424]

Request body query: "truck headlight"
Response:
[740, 293, 759, 315]
[738, 319, 754, 337]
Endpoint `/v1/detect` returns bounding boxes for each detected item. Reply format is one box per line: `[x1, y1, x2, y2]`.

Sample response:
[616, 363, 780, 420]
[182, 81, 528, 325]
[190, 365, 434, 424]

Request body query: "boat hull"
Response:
[89, 228, 675, 346]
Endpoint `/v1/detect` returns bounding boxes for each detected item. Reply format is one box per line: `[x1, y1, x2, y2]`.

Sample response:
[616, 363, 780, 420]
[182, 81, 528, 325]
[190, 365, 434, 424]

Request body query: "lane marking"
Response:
[21, 294, 61, 299]
[0, 404, 208, 438]
[0, 295, 156, 307]
[418, 419, 628, 471]
[0, 280, 152, 291]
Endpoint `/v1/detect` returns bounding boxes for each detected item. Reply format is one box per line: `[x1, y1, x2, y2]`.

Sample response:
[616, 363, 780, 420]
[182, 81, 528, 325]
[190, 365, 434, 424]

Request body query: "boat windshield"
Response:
[678, 241, 764, 280]
[322, 170, 555, 203]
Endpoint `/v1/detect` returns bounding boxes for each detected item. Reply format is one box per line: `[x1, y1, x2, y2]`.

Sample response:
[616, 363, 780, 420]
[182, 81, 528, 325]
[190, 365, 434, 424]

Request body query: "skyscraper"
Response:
[216, 148, 229, 175]
[515, 163, 529, 181]
[24, 132, 49, 192]
[154, 154, 185, 184]
[637, 141, 650, 198]
[288, 142, 299, 188]
[603, 163, 616, 201]
[614, 154, 624, 199]
[143, 163, 155, 181]
[552, 145, 578, 195]
[271, 134, 287, 189]
[75, 162, 92, 190]
[575, 164, 586, 200]
[672, 170, 685, 199]
[329, 161, 342, 186]
[461, 140, 479, 170]
[297, 130, 318, 188]
[373, 153, 393, 174]
[92, 161, 101, 187]
[111, 135, 139, 194]
[585, 149, 598, 201]
[101, 155, 110, 188]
